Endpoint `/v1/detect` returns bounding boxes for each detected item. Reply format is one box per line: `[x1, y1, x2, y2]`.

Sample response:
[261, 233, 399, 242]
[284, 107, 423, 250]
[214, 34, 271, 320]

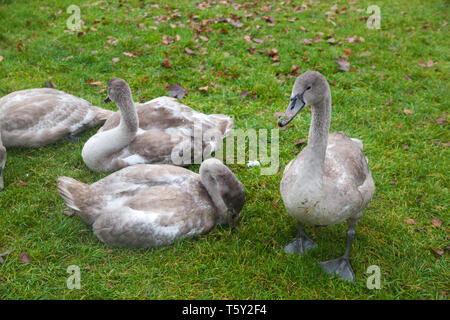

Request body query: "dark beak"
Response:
[104, 96, 112, 103]
[278, 93, 306, 127]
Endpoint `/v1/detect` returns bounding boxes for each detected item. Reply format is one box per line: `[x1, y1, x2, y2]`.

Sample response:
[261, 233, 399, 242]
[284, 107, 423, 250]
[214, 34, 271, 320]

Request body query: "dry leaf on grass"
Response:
[335, 57, 350, 71]
[167, 84, 187, 99]
[430, 218, 442, 227]
[19, 252, 31, 264]
[403, 109, 414, 115]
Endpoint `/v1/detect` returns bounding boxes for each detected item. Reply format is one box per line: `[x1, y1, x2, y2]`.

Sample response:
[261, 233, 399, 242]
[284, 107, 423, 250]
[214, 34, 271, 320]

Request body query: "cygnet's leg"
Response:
[284, 222, 316, 255]
[318, 219, 358, 281]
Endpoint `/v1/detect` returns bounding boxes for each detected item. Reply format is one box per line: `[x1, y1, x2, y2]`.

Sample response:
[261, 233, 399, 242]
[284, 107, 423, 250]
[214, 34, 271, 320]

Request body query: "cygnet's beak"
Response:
[104, 96, 112, 103]
[278, 93, 306, 127]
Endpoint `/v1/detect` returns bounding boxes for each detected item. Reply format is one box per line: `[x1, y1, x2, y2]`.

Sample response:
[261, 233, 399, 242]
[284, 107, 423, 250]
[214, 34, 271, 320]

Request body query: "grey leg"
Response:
[284, 222, 316, 255]
[318, 221, 357, 281]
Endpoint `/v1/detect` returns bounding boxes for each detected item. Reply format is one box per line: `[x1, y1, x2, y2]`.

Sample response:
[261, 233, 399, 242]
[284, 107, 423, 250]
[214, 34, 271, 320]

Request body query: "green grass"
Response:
[0, 0, 448, 299]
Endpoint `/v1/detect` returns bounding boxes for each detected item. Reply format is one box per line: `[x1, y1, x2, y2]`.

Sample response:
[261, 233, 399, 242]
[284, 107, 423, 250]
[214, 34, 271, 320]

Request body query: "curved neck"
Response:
[200, 175, 228, 225]
[82, 97, 138, 171]
[300, 94, 331, 184]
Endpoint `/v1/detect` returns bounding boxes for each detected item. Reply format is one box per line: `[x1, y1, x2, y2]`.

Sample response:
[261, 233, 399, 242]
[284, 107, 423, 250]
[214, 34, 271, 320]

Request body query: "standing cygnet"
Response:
[278, 71, 375, 281]
[57, 158, 245, 248]
[82, 78, 234, 172]
[0, 88, 114, 190]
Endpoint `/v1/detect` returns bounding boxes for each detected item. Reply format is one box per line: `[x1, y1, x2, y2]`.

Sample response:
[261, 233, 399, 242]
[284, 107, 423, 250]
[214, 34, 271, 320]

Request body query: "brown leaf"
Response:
[239, 91, 257, 99]
[86, 79, 102, 87]
[161, 59, 172, 68]
[19, 252, 31, 264]
[167, 84, 187, 99]
[436, 118, 447, 125]
[199, 86, 209, 91]
[45, 81, 56, 88]
[405, 218, 416, 225]
[381, 99, 393, 106]
[229, 19, 243, 28]
[418, 60, 437, 67]
[430, 218, 442, 227]
[403, 109, 414, 115]
[0, 249, 12, 265]
[343, 49, 353, 55]
[335, 57, 350, 71]
[184, 48, 196, 55]
[0, 56, 3, 62]
[294, 139, 306, 147]
[141, 77, 149, 83]
[390, 180, 398, 184]
[290, 65, 300, 76]
[430, 247, 444, 257]
[123, 52, 136, 58]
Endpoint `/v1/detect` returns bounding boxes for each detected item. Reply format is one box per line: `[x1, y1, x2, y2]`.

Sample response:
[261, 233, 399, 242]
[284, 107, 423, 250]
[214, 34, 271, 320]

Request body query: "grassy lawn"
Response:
[0, 0, 448, 299]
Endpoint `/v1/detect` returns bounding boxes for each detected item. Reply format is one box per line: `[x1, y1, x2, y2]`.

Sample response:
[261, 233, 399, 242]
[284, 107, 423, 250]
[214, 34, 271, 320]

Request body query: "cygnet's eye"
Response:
[306, 86, 312, 90]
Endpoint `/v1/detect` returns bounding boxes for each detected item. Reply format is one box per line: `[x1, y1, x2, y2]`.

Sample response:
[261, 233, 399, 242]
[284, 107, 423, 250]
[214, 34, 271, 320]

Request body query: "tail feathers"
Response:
[93, 106, 115, 123]
[57, 176, 96, 225]
[350, 138, 364, 150]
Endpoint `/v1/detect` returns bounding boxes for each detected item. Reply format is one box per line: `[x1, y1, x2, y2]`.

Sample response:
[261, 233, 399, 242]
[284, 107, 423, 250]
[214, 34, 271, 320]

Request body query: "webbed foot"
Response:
[318, 256, 355, 282]
[284, 234, 316, 255]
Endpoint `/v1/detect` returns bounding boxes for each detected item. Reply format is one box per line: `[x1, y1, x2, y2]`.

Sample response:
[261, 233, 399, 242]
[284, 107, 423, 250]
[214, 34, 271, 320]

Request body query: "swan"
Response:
[81, 78, 234, 172]
[278, 71, 375, 281]
[0, 88, 114, 189]
[57, 158, 245, 248]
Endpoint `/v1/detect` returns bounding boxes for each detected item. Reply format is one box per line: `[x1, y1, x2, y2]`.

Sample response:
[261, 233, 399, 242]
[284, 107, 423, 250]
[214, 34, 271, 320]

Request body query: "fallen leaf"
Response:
[405, 218, 416, 225]
[123, 52, 136, 58]
[436, 118, 447, 125]
[184, 48, 196, 55]
[239, 91, 257, 99]
[381, 99, 393, 106]
[335, 57, 350, 71]
[161, 59, 172, 68]
[430, 247, 444, 257]
[86, 79, 102, 87]
[112, 57, 120, 63]
[229, 19, 243, 28]
[418, 60, 437, 67]
[167, 84, 187, 99]
[0, 249, 13, 264]
[0, 56, 3, 62]
[390, 180, 398, 184]
[290, 65, 300, 76]
[403, 109, 414, 115]
[19, 252, 31, 264]
[431, 218, 442, 227]
[294, 139, 306, 147]
[45, 81, 56, 88]
[199, 86, 209, 91]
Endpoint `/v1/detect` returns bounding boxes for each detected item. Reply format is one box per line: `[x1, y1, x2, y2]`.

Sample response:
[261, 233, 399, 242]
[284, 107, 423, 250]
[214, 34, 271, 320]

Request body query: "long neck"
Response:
[299, 94, 331, 185]
[82, 97, 138, 171]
